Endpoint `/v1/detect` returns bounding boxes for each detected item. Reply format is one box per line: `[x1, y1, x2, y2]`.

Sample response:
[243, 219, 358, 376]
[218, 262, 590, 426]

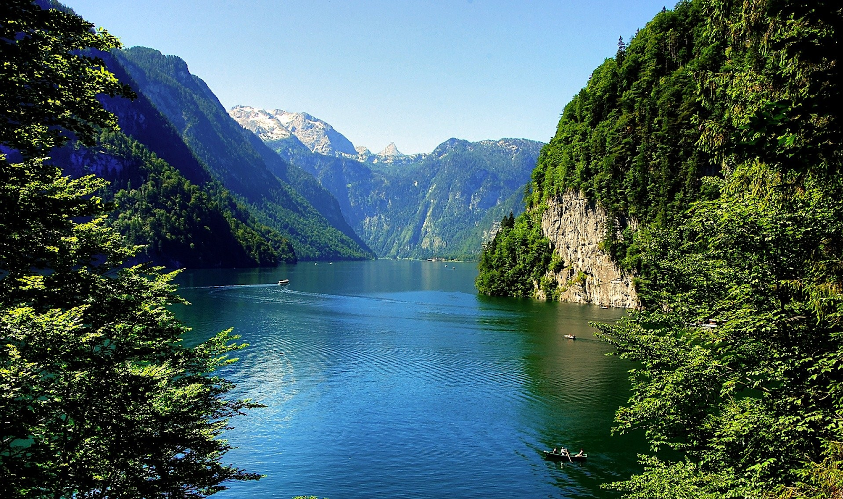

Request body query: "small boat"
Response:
[543, 449, 587, 462]
[564, 334, 576, 340]
[278, 279, 290, 285]
[542, 448, 568, 461]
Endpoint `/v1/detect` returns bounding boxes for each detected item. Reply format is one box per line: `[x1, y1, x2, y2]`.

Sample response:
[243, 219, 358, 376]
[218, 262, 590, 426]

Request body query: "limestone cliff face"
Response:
[537, 191, 639, 308]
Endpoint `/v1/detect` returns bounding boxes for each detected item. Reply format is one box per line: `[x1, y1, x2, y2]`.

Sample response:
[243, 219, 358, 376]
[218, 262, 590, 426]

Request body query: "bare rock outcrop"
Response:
[537, 191, 639, 308]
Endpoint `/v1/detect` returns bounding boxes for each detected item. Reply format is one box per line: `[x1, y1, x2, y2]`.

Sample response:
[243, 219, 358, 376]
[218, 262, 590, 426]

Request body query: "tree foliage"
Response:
[478, 1, 723, 290]
[1, 1, 260, 496]
[599, 164, 843, 498]
[48, 52, 300, 268]
[593, 1, 843, 497]
[0, 0, 133, 159]
[528, 0, 718, 268]
[475, 211, 556, 297]
[76, 129, 295, 267]
[477, 0, 843, 496]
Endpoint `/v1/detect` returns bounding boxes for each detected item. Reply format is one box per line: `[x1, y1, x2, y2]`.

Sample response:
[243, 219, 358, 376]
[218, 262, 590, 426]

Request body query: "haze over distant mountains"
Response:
[231, 105, 544, 260]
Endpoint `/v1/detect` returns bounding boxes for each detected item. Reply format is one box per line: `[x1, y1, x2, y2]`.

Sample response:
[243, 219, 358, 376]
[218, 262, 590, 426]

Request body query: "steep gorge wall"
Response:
[537, 191, 639, 308]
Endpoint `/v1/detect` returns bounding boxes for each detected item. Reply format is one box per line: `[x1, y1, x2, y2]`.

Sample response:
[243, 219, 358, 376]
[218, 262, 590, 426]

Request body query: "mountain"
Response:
[229, 106, 356, 158]
[43, 50, 295, 268]
[378, 142, 402, 157]
[273, 110, 357, 157]
[476, 1, 716, 301]
[114, 47, 375, 261]
[475, 2, 843, 498]
[370, 139, 542, 258]
[54, 129, 294, 268]
[230, 105, 544, 260]
[230, 105, 426, 166]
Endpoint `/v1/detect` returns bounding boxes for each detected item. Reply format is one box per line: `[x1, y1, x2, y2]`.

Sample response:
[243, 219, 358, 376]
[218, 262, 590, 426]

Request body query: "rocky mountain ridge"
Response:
[111, 47, 374, 261]
[230, 105, 424, 165]
[232, 105, 545, 259]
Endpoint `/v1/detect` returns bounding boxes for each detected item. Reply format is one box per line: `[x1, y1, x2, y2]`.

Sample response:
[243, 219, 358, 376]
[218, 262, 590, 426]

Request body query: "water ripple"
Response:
[175, 263, 644, 499]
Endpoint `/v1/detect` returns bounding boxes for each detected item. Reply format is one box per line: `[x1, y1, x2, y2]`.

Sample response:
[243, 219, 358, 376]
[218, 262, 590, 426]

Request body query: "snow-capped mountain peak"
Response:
[228, 105, 294, 142]
[229, 106, 357, 157]
[230, 106, 426, 164]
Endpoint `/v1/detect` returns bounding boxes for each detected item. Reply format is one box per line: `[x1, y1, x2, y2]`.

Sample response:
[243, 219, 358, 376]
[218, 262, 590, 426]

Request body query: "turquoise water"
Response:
[175, 260, 645, 498]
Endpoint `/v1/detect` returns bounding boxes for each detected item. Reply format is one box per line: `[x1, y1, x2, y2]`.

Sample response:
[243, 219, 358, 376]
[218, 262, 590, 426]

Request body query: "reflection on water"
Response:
[174, 261, 645, 498]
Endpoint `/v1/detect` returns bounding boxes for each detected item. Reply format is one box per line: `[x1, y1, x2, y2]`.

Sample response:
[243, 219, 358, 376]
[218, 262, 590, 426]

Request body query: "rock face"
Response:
[538, 191, 639, 308]
[229, 105, 357, 157]
[235, 110, 545, 259]
[378, 142, 402, 157]
[229, 105, 426, 165]
[227, 106, 296, 142]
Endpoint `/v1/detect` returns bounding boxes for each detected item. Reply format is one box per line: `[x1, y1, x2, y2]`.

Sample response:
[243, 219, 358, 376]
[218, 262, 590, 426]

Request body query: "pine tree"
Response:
[616, 35, 626, 63]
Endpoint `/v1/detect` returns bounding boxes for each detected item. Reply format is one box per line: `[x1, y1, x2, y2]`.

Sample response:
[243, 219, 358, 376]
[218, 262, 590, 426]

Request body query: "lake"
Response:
[175, 260, 646, 498]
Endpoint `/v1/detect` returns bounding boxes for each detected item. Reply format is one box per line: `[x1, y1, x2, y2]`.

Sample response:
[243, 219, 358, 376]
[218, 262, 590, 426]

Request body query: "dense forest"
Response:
[477, 1, 718, 295]
[67, 130, 294, 267]
[1, 1, 260, 496]
[479, 0, 843, 497]
[112, 47, 374, 262]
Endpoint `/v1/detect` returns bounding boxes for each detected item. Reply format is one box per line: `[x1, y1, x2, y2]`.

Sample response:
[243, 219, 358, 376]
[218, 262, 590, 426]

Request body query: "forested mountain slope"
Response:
[53, 129, 293, 268]
[46, 50, 295, 267]
[380, 138, 542, 259]
[477, 1, 720, 299]
[233, 106, 544, 260]
[114, 47, 374, 261]
[477, 0, 843, 497]
[289, 137, 542, 260]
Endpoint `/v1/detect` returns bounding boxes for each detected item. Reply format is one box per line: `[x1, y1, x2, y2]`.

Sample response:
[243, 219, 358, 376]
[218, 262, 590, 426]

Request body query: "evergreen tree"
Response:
[0, 2, 260, 496]
[616, 35, 626, 63]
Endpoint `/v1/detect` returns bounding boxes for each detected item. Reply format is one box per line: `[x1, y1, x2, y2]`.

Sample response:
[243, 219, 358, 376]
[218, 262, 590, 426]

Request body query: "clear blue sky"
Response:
[67, 0, 671, 154]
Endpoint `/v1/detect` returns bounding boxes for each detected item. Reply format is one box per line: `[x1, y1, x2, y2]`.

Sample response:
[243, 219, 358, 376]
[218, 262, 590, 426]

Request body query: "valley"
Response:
[231, 104, 543, 259]
[49, 47, 544, 266]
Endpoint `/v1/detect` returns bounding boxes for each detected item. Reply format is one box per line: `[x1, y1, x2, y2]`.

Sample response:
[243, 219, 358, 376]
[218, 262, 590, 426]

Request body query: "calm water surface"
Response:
[175, 260, 645, 498]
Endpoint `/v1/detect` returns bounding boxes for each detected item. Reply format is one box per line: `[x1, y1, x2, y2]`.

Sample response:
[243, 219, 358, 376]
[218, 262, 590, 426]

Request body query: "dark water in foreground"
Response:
[175, 260, 645, 498]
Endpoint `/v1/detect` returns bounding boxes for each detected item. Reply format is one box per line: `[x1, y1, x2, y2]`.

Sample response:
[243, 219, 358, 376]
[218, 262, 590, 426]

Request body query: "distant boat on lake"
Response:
[278, 279, 290, 285]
